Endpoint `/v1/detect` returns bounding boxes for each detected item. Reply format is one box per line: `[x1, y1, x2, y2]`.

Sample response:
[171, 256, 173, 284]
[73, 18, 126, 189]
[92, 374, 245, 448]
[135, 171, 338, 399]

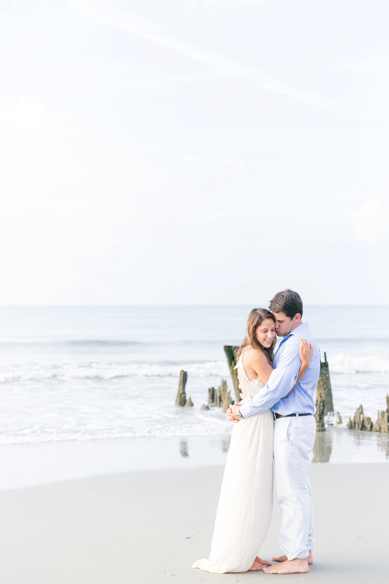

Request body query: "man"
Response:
[228, 290, 320, 574]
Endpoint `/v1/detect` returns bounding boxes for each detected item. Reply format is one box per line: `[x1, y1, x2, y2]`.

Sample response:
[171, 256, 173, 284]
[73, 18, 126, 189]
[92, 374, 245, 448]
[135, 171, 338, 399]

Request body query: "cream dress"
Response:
[192, 346, 274, 573]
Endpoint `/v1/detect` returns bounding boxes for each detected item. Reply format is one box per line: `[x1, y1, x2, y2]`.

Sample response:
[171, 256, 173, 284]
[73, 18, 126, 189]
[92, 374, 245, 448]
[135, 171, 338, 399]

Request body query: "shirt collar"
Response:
[278, 333, 292, 348]
[277, 322, 308, 346]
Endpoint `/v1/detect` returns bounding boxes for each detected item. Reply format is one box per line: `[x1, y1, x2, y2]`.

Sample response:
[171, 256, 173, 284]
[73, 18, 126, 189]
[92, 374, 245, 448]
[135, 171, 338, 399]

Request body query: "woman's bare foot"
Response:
[249, 556, 272, 570]
[272, 550, 313, 565]
[263, 558, 309, 574]
[249, 560, 264, 571]
[255, 556, 272, 566]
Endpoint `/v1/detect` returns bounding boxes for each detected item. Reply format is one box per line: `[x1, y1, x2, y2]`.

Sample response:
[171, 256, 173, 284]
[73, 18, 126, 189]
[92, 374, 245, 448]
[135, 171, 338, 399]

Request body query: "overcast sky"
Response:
[1, 0, 388, 305]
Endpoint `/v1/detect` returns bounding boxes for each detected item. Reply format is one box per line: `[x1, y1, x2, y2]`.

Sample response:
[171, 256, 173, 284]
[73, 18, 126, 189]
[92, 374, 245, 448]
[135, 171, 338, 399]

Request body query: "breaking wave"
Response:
[0, 354, 388, 383]
[328, 355, 389, 374]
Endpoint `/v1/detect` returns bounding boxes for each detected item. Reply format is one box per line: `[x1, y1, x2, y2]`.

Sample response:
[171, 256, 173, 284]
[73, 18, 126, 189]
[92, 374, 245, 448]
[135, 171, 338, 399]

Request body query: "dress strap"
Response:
[239, 346, 251, 381]
[234, 345, 251, 369]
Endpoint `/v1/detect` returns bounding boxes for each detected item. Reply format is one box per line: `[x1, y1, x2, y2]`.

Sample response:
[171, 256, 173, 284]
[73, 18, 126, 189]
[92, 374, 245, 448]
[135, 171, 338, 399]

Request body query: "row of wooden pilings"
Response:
[175, 346, 389, 433]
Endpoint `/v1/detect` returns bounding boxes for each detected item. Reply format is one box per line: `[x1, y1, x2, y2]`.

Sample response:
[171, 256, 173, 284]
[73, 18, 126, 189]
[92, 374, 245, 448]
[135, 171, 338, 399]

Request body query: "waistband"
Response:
[274, 412, 313, 419]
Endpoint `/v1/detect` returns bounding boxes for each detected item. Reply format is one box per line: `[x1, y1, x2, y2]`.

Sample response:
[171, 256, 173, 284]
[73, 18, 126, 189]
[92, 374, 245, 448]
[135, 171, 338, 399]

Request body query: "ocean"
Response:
[0, 305, 388, 445]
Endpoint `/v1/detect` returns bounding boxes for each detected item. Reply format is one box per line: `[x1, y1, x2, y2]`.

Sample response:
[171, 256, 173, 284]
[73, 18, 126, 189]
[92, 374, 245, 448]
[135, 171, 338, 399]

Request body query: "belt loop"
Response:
[296, 413, 299, 417]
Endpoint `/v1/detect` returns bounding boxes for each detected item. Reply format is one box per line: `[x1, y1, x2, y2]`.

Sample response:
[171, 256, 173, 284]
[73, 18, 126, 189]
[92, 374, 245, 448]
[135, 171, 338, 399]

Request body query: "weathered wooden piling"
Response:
[315, 352, 334, 432]
[346, 396, 389, 433]
[223, 345, 240, 402]
[316, 352, 334, 413]
[219, 379, 232, 412]
[175, 370, 188, 406]
[208, 387, 216, 405]
[207, 379, 233, 412]
[185, 396, 194, 407]
[372, 395, 389, 433]
[315, 397, 326, 432]
[347, 404, 373, 431]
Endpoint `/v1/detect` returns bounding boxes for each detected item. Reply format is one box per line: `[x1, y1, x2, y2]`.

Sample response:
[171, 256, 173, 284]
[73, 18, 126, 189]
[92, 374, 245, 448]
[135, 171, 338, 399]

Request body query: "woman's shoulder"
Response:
[244, 346, 269, 363]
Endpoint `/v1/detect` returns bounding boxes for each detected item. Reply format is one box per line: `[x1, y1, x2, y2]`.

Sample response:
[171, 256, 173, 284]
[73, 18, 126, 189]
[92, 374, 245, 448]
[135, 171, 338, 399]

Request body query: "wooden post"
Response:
[219, 379, 232, 412]
[314, 352, 334, 432]
[372, 395, 389, 433]
[347, 404, 373, 432]
[208, 387, 216, 405]
[175, 370, 188, 406]
[315, 395, 326, 432]
[223, 345, 240, 402]
[317, 352, 334, 414]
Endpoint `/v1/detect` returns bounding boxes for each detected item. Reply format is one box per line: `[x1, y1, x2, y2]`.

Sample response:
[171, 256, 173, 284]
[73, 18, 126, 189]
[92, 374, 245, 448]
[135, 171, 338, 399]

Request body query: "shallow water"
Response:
[0, 305, 388, 444]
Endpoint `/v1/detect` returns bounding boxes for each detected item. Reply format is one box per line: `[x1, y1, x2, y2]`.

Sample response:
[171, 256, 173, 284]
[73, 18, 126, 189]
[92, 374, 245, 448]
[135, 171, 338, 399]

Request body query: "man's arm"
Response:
[239, 339, 301, 418]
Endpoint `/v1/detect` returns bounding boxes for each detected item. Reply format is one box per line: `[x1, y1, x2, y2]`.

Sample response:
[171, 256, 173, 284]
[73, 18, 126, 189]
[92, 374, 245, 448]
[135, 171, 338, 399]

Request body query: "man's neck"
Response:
[290, 320, 303, 333]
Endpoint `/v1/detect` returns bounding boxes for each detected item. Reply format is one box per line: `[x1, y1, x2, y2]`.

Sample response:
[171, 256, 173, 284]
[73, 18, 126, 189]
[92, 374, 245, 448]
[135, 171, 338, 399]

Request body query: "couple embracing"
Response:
[193, 289, 320, 575]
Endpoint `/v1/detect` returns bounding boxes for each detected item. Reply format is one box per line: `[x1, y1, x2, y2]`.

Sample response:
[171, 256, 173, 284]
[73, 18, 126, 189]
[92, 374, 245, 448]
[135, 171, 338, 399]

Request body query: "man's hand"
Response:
[227, 403, 242, 423]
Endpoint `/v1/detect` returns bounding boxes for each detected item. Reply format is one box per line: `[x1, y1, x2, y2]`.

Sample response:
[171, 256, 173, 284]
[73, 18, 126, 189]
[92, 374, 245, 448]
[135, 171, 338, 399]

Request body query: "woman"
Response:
[192, 308, 313, 573]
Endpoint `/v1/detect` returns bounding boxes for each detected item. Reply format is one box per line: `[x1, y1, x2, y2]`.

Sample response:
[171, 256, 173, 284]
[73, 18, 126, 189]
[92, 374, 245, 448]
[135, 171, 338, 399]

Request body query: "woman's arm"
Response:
[283, 339, 313, 398]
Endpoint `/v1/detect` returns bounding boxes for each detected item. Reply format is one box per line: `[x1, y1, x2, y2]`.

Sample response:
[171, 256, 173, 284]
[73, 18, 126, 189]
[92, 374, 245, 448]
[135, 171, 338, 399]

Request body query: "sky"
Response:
[1, 0, 389, 305]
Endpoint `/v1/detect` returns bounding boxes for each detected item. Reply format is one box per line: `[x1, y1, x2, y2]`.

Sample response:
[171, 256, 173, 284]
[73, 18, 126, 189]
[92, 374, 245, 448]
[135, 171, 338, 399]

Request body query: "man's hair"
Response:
[269, 289, 303, 319]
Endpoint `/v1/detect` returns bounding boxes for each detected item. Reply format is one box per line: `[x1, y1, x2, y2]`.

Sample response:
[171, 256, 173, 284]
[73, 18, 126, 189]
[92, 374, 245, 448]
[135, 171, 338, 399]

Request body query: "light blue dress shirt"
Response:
[239, 322, 320, 418]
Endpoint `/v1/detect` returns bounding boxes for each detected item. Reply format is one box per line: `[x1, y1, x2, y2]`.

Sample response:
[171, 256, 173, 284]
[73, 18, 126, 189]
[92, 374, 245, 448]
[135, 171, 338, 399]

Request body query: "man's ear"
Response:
[294, 313, 302, 321]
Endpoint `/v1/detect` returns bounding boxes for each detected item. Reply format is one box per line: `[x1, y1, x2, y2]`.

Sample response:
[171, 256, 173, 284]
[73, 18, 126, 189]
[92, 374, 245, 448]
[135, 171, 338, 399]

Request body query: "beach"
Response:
[3, 0, 389, 577]
[0, 305, 388, 582]
[0, 460, 387, 584]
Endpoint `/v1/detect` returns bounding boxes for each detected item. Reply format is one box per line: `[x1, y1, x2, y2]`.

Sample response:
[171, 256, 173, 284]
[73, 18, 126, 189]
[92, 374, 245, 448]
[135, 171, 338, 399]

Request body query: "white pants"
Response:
[274, 415, 316, 560]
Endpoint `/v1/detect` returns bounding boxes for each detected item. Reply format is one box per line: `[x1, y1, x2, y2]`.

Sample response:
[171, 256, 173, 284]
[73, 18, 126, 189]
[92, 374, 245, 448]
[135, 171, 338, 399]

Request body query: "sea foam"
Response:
[0, 355, 388, 383]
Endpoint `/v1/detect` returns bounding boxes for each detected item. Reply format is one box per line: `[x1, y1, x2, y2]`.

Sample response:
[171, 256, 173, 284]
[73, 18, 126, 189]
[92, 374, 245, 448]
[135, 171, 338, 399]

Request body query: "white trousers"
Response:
[274, 415, 316, 560]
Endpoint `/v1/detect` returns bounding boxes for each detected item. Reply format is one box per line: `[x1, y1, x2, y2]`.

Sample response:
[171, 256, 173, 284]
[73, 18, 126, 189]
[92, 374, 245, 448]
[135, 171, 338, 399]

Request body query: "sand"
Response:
[0, 463, 387, 583]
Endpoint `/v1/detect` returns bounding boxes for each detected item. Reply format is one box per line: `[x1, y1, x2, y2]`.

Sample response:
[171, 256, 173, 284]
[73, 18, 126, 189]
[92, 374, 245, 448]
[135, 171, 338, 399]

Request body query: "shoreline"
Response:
[0, 426, 388, 491]
[0, 463, 387, 583]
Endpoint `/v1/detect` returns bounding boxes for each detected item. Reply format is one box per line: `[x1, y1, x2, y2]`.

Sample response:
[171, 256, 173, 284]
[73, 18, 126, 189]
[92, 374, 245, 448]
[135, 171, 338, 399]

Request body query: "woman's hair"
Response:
[235, 308, 276, 365]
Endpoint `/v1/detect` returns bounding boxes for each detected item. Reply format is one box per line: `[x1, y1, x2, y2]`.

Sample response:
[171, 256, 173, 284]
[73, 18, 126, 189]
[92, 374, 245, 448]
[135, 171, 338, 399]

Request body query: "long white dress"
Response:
[192, 347, 274, 573]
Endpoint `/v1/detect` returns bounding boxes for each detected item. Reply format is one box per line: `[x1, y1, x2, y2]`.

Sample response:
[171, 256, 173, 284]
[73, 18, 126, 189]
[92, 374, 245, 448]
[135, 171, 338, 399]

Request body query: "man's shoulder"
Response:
[278, 335, 300, 356]
[293, 322, 314, 339]
[292, 324, 319, 346]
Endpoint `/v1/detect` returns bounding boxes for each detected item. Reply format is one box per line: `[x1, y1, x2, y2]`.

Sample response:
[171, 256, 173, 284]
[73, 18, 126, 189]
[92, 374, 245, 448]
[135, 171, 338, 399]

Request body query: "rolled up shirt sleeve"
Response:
[239, 338, 301, 418]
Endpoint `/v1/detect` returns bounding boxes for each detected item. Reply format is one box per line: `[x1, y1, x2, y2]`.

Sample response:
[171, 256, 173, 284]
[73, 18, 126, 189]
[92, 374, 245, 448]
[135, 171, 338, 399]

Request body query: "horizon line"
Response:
[0, 304, 387, 308]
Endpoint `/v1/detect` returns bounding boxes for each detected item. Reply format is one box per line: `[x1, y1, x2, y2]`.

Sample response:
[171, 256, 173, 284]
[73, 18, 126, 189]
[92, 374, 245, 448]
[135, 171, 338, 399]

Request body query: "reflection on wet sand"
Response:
[221, 438, 230, 453]
[176, 427, 389, 464]
[377, 434, 389, 459]
[179, 440, 189, 457]
[312, 426, 389, 463]
[313, 431, 332, 463]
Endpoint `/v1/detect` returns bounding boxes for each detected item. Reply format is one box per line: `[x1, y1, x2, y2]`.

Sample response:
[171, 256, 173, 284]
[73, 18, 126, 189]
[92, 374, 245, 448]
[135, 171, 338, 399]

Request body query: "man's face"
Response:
[272, 311, 301, 337]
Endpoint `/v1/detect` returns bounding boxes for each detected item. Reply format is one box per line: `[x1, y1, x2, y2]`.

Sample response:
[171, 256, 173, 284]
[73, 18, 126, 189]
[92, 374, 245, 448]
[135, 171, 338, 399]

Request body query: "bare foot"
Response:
[255, 556, 272, 566]
[272, 551, 313, 565]
[249, 561, 264, 571]
[263, 558, 309, 574]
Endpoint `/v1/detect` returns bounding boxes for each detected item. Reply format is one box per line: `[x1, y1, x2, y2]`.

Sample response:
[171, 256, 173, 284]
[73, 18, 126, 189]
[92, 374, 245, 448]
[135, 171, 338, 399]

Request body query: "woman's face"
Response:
[255, 318, 276, 348]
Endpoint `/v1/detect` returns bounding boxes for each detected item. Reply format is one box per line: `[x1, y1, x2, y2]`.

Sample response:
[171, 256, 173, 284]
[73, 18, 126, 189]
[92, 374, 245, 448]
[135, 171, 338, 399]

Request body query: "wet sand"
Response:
[0, 463, 387, 583]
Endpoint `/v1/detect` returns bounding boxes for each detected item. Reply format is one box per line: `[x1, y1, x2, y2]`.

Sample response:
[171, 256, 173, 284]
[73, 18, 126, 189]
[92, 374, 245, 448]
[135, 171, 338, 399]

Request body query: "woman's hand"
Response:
[299, 339, 313, 366]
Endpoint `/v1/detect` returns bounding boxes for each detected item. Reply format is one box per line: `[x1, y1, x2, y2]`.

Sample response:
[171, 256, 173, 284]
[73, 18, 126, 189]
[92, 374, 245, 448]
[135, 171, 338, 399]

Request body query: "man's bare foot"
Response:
[255, 556, 272, 566]
[263, 558, 309, 574]
[272, 551, 313, 565]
